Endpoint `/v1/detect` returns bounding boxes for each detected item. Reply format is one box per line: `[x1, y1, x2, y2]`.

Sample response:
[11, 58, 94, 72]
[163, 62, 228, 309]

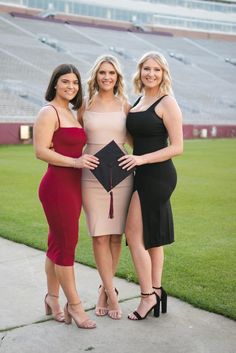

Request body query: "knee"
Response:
[93, 236, 109, 247]
[110, 234, 122, 245]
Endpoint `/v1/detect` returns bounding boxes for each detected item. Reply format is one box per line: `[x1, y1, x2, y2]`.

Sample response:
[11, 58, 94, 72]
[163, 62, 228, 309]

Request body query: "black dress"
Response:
[126, 96, 177, 249]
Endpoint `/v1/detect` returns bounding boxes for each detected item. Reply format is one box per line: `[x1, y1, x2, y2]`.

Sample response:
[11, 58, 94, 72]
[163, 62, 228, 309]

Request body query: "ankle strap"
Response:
[104, 288, 119, 295]
[141, 291, 155, 297]
[68, 301, 81, 306]
[153, 286, 162, 290]
[47, 293, 59, 298]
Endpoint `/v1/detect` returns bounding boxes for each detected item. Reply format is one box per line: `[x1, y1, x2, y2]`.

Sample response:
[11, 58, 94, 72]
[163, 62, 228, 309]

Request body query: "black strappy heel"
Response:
[128, 291, 160, 320]
[153, 286, 167, 314]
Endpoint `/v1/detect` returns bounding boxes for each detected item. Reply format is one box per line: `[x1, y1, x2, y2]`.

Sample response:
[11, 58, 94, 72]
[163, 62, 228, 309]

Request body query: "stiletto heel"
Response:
[153, 286, 167, 314]
[64, 302, 96, 329]
[128, 291, 160, 320]
[44, 293, 65, 322]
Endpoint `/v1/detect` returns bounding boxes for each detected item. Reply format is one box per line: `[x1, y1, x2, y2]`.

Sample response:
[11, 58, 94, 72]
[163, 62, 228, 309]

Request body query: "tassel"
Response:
[109, 191, 114, 218]
[108, 166, 114, 218]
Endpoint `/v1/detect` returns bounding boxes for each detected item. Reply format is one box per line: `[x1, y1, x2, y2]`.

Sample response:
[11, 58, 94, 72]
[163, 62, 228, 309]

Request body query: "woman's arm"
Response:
[34, 106, 75, 167]
[34, 106, 98, 169]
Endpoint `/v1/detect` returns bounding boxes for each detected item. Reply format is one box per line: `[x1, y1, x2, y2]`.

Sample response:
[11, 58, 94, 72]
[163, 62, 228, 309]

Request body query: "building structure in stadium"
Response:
[1, 0, 236, 34]
[0, 0, 235, 143]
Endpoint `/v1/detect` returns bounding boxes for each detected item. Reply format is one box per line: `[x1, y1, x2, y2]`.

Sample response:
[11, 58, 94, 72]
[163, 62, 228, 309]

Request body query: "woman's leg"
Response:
[125, 192, 156, 319]
[110, 234, 122, 275]
[92, 235, 121, 319]
[45, 257, 64, 319]
[45, 257, 93, 324]
[149, 246, 164, 297]
[55, 264, 96, 328]
[149, 246, 167, 313]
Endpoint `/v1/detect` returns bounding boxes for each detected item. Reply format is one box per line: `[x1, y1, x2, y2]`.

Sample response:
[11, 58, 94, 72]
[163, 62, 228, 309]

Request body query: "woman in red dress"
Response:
[34, 64, 99, 329]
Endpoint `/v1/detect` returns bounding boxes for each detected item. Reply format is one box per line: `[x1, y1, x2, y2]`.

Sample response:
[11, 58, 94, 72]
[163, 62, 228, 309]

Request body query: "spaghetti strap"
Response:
[132, 96, 142, 108]
[46, 104, 60, 127]
[132, 95, 167, 111]
[148, 95, 168, 111]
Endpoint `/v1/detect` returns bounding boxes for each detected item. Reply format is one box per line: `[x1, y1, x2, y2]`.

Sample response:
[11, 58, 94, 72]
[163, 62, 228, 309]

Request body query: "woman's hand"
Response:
[118, 154, 145, 171]
[74, 154, 99, 169]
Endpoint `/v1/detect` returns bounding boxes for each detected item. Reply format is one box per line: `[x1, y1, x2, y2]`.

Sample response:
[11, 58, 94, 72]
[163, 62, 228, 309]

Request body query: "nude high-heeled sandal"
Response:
[64, 302, 96, 329]
[95, 285, 109, 316]
[105, 288, 122, 320]
[44, 293, 65, 322]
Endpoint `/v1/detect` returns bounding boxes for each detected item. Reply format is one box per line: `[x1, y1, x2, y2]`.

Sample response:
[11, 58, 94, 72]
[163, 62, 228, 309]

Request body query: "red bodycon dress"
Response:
[38, 106, 86, 266]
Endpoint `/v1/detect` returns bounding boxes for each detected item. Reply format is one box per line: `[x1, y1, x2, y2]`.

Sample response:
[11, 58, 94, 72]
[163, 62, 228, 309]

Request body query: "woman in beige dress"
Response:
[78, 55, 133, 320]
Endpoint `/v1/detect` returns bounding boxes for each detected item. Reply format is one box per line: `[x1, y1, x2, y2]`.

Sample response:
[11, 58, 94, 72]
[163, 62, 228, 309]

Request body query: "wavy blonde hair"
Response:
[87, 54, 127, 106]
[133, 51, 173, 96]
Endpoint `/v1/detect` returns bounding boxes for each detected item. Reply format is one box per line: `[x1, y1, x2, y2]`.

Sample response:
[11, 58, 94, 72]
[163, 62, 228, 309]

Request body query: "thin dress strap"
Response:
[148, 95, 168, 110]
[132, 96, 142, 108]
[46, 104, 60, 128]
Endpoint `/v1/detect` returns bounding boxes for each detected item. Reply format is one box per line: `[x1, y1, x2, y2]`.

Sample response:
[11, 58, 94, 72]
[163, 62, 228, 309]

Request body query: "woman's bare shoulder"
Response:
[36, 105, 58, 124]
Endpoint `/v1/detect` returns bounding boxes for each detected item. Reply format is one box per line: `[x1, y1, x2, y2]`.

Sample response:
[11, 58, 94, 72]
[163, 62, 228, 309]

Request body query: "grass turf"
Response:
[0, 139, 235, 320]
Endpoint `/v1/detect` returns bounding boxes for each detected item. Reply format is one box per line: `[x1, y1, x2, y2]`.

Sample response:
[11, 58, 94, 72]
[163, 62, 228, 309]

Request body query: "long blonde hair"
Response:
[87, 54, 127, 106]
[133, 51, 173, 96]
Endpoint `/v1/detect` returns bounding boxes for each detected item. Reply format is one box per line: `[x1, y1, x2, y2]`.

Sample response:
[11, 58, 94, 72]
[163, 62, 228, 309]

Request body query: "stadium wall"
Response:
[0, 123, 33, 145]
[0, 122, 235, 145]
[183, 124, 236, 139]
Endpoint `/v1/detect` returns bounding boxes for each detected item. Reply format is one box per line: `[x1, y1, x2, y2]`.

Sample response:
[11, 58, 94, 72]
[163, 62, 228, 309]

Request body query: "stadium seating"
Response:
[0, 12, 235, 126]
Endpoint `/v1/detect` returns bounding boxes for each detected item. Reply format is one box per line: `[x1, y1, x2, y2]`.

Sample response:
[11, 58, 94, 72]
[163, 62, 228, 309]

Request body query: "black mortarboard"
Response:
[91, 140, 134, 219]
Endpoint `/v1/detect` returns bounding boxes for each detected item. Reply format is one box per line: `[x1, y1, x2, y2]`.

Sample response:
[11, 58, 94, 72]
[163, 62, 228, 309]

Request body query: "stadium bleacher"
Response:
[0, 8, 235, 142]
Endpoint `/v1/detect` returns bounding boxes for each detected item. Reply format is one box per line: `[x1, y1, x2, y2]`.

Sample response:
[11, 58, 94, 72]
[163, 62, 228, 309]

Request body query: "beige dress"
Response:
[81, 107, 133, 236]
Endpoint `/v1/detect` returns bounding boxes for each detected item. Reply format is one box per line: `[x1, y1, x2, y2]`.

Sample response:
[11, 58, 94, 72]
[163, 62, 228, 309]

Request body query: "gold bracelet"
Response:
[73, 158, 77, 168]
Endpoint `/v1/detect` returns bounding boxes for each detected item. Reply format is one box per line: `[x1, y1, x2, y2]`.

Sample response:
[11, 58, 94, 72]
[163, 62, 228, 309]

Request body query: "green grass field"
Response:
[0, 140, 235, 320]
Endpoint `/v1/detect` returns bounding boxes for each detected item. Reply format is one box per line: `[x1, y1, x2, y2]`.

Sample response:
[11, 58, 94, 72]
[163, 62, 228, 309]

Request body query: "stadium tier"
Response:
[0, 9, 235, 142]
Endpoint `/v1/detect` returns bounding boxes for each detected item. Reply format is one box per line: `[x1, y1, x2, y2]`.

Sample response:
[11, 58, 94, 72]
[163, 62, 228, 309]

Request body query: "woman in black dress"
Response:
[119, 52, 183, 320]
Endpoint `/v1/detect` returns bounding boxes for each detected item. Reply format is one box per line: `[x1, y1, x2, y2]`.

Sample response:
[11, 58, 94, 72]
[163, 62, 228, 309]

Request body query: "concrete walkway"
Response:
[0, 237, 235, 353]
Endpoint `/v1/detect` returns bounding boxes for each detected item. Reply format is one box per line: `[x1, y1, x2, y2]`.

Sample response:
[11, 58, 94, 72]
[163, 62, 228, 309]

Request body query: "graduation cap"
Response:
[91, 140, 134, 219]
